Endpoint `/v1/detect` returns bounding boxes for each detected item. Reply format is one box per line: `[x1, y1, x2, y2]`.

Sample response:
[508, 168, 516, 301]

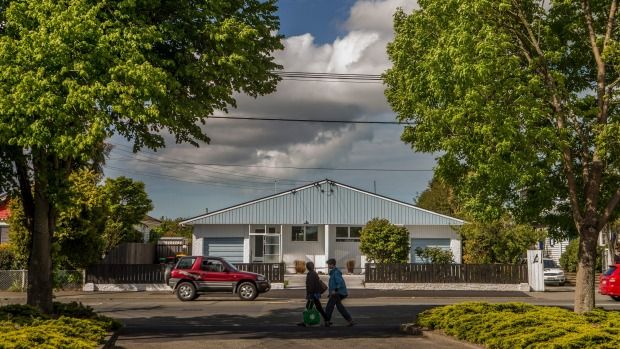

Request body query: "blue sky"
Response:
[104, 0, 428, 220]
[277, 0, 357, 44]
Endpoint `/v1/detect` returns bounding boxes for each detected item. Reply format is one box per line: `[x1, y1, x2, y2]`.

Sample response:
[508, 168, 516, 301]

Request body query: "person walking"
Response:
[297, 261, 328, 326]
[324, 258, 354, 327]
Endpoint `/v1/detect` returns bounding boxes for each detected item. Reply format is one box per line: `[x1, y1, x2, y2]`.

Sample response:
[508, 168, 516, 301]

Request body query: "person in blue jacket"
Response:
[324, 258, 355, 327]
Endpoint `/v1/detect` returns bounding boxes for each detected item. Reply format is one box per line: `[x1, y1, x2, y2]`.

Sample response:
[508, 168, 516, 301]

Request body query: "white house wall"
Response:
[281, 225, 325, 270]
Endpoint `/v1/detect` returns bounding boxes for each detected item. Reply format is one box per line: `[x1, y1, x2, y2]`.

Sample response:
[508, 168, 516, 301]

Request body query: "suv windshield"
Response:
[543, 259, 559, 269]
[604, 266, 617, 276]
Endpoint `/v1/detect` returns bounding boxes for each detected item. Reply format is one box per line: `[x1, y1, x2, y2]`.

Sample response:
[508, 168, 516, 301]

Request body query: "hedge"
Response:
[417, 302, 620, 349]
[0, 302, 121, 349]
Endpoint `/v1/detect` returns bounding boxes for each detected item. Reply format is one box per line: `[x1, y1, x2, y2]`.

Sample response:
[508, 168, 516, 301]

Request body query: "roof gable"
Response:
[181, 179, 464, 226]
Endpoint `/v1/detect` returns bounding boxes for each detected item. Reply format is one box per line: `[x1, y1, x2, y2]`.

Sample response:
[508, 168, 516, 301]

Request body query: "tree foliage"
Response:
[459, 218, 545, 265]
[415, 176, 460, 218]
[385, 0, 620, 312]
[149, 218, 193, 242]
[359, 218, 410, 263]
[101, 176, 152, 253]
[0, 0, 282, 313]
[9, 172, 152, 269]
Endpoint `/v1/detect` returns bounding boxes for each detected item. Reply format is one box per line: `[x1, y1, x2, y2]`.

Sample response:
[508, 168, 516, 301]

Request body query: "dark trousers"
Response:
[325, 294, 352, 322]
[306, 298, 328, 321]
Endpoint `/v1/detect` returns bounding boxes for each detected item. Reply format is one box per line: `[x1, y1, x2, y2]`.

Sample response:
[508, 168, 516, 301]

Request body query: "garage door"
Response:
[203, 238, 244, 263]
[411, 238, 451, 264]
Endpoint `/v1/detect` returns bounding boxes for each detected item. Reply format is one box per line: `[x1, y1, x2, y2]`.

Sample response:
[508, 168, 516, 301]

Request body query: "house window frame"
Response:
[335, 226, 362, 242]
[291, 225, 319, 242]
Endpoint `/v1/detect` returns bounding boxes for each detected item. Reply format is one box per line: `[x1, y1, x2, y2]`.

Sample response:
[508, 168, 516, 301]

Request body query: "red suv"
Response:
[600, 264, 620, 301]
[166, 256, 271, 301]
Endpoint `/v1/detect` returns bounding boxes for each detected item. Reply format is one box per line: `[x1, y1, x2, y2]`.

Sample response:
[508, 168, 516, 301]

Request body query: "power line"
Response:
[274, 71, 382, 81]
[209, 116, 407, 125]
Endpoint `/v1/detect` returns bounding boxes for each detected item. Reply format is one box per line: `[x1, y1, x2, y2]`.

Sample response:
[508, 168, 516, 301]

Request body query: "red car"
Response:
[166, 256, 271, 301]
[599, 264, 620, 301]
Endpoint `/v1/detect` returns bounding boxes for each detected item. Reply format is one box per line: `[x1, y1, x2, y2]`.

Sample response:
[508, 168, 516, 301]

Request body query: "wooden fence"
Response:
[86, 262, 286, 284]
[86, 264, 165, 283]
[234, 263, 285, 283]
[365, 263, 528, 284]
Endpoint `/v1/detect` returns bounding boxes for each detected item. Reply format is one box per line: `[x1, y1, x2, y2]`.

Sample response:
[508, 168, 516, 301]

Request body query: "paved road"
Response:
[2, 288, 619, 348]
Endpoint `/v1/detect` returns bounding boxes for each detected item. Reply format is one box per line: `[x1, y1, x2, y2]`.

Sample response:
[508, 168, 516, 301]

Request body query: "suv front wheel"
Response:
[176, 281, 197, 301]
[237, 282, 257, 301]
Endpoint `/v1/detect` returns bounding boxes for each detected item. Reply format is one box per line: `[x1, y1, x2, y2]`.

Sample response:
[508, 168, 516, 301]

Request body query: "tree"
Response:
[101, 176, 153, 253]
[359, 218, 410, 263]
[414, 247, 454, 264]
[459, 218, 545, 265]
[385, 0, 620, 312]
[415, 176, 460, 217]
[0, 0, 282, 313]
[149, 218, 193, 242]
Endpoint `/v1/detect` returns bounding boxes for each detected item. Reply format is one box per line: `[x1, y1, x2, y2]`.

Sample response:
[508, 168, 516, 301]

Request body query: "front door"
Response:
[253, 236, 264, 262]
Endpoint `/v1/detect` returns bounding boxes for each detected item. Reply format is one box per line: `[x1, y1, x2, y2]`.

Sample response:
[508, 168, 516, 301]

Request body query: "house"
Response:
[181, 179, 464, 271]
[0, 194, 10, 244]
[134, 215, 162, 242]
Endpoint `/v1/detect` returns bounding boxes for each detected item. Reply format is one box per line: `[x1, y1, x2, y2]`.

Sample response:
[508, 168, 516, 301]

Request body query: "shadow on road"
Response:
[116, 304, 437, 340]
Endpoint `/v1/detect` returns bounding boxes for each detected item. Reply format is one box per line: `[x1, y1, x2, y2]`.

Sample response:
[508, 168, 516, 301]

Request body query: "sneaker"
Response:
[346, 320, 356, 327]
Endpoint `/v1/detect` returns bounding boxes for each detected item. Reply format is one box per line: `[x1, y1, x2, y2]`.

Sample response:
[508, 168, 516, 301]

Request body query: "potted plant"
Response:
[294, 260, 306, 274]
[346, 259, 355, 274]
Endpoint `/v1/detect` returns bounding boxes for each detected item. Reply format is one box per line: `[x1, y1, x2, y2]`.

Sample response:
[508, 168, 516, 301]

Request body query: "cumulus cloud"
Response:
[106, 0, 431, 217]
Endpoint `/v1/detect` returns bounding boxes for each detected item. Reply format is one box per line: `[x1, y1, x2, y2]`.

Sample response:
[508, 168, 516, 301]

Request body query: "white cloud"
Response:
[106, 0, 432, 217]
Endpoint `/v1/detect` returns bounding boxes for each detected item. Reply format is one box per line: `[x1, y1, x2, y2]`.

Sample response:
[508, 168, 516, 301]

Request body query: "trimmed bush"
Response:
[0, 303, 121, 348]
[417, 302, 620, 349]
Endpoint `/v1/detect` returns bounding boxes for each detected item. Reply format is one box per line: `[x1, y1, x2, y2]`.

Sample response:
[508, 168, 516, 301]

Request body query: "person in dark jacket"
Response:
[324, 258, 354, 327]
[297, 261, 327, 326]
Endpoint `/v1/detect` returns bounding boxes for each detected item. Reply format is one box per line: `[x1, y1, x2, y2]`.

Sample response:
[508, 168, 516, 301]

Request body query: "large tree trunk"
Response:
[26, 154, 54, 314]
[574, 226, 599, 313]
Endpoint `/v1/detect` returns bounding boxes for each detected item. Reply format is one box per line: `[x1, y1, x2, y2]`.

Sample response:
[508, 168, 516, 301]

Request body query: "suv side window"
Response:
[176, 257, 197, 270]
[201, 259, 225, 272]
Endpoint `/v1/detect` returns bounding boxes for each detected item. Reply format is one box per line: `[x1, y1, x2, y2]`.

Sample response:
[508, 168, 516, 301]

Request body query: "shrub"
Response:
[360, 218, 410, 263]
[414, 247, 454, 264]
[417, 302, 620, 349]
[346, 260, 355, 273]
[560, 238, 603, 272]
[0, 303, 121, 348]
[0, 244, 16, 270]
[294, 260, 306, 273]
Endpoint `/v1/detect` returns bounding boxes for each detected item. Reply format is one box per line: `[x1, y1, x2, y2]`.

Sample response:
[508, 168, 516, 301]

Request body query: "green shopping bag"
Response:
[303, 303, 321, 326]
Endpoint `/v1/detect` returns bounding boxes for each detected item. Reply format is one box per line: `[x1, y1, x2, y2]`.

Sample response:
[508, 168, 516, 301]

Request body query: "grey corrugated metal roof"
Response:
[181, 179, 464, 226]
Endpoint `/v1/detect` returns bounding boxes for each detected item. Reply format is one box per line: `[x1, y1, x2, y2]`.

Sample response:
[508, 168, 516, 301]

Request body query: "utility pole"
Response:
[373, 180, 376, 194]
[274, 180, 278, 194]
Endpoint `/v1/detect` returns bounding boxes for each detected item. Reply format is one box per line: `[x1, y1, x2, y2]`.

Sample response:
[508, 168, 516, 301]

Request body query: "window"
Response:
[176, 257, 196, 270]
[336, 226, 362, 242]
[291, 226, 319, 241]
[201, 259, 224, 272]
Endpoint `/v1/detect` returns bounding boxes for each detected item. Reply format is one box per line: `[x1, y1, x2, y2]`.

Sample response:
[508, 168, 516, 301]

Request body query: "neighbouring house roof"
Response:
[0, 196, 10, 222]
[140, 215, 162, 229]
[181, 179, 464, 226]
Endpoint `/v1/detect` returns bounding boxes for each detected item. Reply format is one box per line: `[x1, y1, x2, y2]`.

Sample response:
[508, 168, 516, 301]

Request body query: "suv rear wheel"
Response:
[176, 281, 197, 301]
[237, 282, 257, 301]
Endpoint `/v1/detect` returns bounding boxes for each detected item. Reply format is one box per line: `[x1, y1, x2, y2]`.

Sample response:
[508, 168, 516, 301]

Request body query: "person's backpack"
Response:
[303, 302, 321, 326]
